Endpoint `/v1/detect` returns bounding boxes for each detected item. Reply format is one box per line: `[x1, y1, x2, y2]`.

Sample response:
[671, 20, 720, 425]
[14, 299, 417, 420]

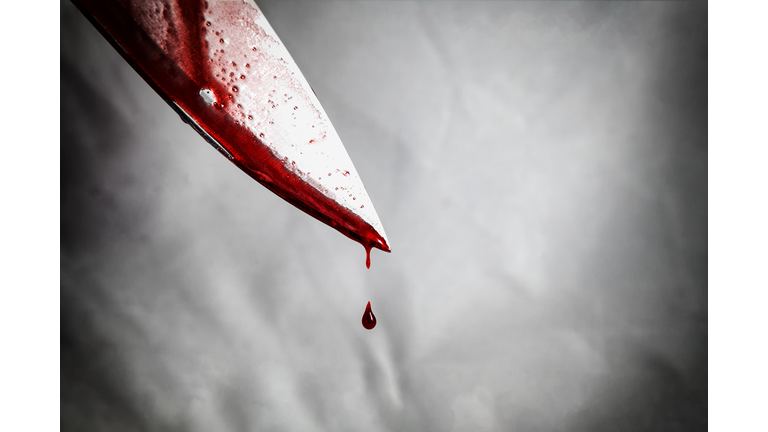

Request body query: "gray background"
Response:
[61, 1, 707, 431]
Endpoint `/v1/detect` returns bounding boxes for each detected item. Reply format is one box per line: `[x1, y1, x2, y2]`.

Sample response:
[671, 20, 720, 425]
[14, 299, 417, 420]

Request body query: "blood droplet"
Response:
[364, 244, 372, 269]
[362, 302, 376, 330]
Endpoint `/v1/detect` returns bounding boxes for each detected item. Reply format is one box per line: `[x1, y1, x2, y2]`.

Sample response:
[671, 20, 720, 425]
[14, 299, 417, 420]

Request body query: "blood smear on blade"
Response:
[72, 0, 390, 269]
[362, 301, 376, 330]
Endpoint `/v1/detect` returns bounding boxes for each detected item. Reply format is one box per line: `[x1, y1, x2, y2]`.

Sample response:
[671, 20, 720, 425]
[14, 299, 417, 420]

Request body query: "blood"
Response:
[361, 301, 376, 330]
[72, 0, 390, 266]
[364, 244, 372, 269]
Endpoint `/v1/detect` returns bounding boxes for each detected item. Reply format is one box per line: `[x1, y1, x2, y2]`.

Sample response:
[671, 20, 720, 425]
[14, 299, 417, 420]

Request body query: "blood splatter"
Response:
[362, 301, 376, 330]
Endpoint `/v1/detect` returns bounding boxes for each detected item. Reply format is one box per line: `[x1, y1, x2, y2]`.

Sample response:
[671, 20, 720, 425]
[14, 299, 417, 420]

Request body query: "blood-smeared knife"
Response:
[71, 0, 390, 267]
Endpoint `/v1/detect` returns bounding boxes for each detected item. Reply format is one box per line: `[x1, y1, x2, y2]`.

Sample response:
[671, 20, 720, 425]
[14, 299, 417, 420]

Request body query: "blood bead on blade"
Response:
[362, 302, 377, 330]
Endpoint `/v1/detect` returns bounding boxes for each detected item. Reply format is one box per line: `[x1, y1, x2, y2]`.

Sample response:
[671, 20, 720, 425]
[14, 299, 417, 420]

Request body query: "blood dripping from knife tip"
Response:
[365, 244, 372, 269]
[362, 301, 376, 330]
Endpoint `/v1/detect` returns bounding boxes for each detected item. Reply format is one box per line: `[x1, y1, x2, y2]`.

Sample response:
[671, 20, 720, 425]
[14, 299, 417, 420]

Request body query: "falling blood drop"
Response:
[362, 302, 376, 330]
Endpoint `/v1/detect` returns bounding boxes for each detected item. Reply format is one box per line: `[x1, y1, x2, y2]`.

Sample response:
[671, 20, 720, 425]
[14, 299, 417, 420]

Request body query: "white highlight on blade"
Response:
[199, 89, 216, 105]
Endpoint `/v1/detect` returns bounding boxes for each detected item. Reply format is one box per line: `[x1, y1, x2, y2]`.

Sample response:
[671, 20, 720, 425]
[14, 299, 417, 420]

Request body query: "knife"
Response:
[70, 0, 390, 267]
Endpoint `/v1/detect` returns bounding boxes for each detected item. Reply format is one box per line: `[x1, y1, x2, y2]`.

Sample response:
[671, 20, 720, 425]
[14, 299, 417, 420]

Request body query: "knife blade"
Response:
[70, 0, 390, 267]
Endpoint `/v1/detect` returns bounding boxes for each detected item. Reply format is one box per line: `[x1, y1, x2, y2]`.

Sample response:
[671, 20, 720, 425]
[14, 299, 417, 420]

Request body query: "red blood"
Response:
[362, 302, 376, 330]
[364, 244, 372, 269]
[72, 0, 390, 264]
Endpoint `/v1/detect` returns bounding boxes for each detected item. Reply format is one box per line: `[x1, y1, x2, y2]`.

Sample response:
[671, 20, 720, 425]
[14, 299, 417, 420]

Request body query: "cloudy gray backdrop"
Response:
[61, 1, 707, 431]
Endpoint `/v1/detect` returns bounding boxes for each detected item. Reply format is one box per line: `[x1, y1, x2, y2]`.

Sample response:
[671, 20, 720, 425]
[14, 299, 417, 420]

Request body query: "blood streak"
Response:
[362, 302, 376, 330]
[72, 0, 390, 266]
